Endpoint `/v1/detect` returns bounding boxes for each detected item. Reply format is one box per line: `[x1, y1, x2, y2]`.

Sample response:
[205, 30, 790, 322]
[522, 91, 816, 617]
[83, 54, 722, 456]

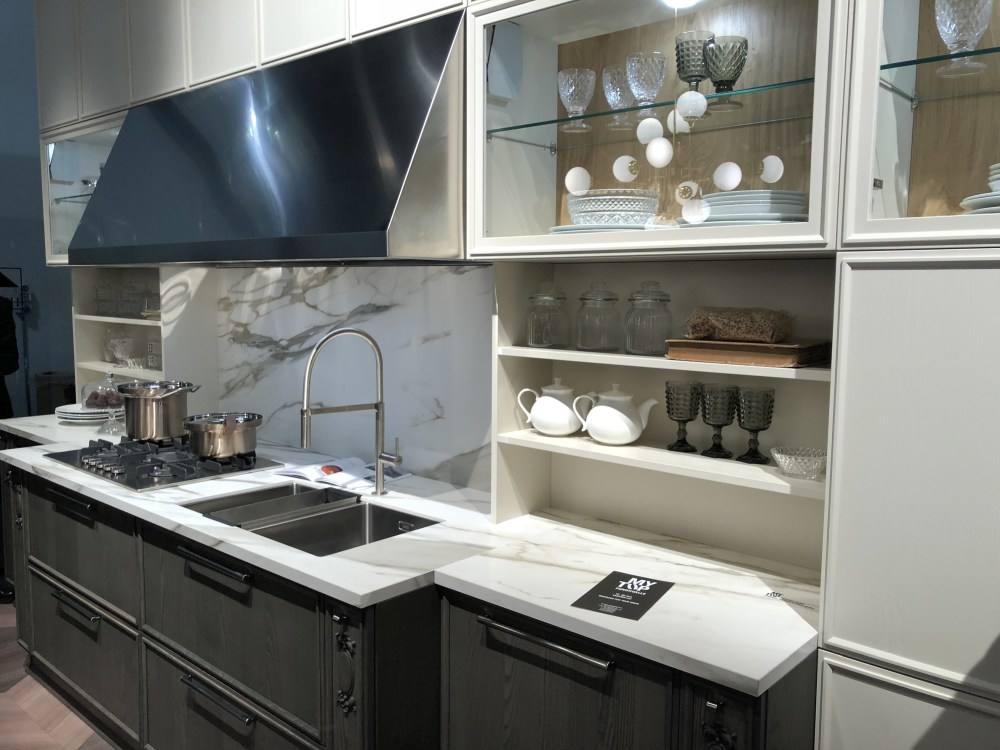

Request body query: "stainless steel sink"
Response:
[187, 482, 439, 556]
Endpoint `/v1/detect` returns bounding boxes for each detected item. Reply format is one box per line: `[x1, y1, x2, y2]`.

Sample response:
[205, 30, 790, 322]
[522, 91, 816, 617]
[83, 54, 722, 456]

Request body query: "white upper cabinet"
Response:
[78, 0, 130, 118]
[843, 0, 1000, 247]
[467, 0, 850, 260]
[186, 0, 258, 85]
[350, 0, 464, 38]
[129, 0, 186, 102]
[35, 0, 79, 130]
[259, 0, 347, 63]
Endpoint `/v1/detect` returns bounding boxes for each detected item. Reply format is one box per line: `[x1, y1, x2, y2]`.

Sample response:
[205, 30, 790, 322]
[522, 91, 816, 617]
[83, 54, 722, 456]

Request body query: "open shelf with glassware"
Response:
[492, 258, 834, 571]
[467, 0, 844, 258]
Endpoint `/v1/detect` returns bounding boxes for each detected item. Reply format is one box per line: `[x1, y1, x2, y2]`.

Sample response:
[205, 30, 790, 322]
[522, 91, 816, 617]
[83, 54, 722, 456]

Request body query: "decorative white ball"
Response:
[759, 154, 785, 184]
[665, 109, 691, 135]
[612, 155, 639, 183]
[564, 166, 591, 196]
[712, 161, 743, 191]
[636, 117, 664, 145]
[645, 137, 673, 169]
[674, 180, 701, 205]
[681, 198, 710, 224]
[676, 91, 708, 121]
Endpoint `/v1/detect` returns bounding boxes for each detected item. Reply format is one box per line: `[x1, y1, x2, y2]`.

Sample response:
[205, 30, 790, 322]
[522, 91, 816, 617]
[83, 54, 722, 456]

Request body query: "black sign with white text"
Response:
[571, 571, 674, 621]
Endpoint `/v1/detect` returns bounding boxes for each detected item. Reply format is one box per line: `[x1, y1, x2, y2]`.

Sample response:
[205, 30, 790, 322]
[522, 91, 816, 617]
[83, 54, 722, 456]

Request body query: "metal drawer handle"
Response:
[477, 615, 614, 672]
[180, 674, 257, 729]
[50, 489, 95, 523]
[51, 589, 101, 625]
[177, 545, 252, 584]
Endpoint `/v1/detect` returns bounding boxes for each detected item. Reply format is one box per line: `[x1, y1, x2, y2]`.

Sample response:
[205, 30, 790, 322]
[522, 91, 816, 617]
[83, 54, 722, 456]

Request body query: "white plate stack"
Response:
[960, 163, 1000, 214]
[55, 403, 114, 423]
[678, 190, 808, 227]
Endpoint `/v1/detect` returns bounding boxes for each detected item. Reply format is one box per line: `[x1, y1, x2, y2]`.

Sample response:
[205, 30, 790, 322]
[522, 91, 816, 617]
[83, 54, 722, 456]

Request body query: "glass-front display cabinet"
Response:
[41, 117, 122, 265]
[844, 0, 1000, 246]
[466, 0, 847, 259]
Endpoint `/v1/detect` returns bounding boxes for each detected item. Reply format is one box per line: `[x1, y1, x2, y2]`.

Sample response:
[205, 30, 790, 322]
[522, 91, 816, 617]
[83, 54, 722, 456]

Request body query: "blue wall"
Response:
[0, 0, 76, 415]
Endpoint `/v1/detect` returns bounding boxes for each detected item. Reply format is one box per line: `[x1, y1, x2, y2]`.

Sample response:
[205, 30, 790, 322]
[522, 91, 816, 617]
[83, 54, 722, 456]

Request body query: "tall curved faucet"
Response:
[301, 327, 402, 495]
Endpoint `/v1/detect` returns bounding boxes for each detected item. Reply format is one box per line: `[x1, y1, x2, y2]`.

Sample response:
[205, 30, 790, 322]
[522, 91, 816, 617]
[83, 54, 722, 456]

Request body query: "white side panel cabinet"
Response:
[823, 249, 1000, 698]
[818, 651, 1000, 749]
[78, 0, 130, 118]
[350, 0, 464, 37]
[186, 0, 257, 85]
[35, 0, 79, 130]
[259, 0, 346, 63]
[129, 0, 186, 102]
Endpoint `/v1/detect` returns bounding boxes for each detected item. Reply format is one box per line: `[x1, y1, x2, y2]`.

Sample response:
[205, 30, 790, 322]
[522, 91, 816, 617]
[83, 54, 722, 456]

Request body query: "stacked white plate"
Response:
[961, 163, 1000, 214]
[55, 403, 113, 423]
[678, 190, 808, 227]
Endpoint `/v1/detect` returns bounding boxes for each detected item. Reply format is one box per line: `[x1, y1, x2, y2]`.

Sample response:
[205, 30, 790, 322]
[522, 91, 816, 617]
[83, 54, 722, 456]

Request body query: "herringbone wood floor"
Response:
[0, 603, 113, 750]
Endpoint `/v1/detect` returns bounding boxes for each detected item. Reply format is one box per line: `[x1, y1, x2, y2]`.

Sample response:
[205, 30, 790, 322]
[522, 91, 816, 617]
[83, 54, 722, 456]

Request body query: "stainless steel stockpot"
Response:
[117, 381, 201, 441]
[183, 412, 262, 458]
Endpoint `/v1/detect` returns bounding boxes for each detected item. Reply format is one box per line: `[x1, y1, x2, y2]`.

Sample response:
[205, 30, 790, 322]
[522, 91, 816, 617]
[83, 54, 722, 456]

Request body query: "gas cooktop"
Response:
[46, 438, 282, 492]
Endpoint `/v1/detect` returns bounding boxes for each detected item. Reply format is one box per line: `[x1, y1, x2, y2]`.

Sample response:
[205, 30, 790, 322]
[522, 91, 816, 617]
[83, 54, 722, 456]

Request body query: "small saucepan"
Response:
[183, 412, 262, 458]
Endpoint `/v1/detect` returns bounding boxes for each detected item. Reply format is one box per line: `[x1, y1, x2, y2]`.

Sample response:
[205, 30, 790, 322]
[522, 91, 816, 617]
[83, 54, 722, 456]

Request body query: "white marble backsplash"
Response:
[215, 265, 494, 491]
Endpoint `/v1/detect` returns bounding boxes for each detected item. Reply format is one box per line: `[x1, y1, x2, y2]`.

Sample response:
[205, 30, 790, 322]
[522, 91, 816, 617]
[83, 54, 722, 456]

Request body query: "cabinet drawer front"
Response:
[142, 527, 323, 738]
[26, 477, 139, 619]
[28, 566, 141, 739]
[145, 641, 315, 750]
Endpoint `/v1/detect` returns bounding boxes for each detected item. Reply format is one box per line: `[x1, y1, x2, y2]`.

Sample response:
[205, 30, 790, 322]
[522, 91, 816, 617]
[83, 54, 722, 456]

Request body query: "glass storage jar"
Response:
[575, 282, 620, 352]
[625, 280, 672, 355]
[526, 282, 570, 348]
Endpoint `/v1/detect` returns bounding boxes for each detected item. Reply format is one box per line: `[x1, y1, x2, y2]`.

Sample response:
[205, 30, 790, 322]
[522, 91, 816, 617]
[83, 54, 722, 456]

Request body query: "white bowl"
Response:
[988, 179, 1000, 192]
[771, 446, 827, 480]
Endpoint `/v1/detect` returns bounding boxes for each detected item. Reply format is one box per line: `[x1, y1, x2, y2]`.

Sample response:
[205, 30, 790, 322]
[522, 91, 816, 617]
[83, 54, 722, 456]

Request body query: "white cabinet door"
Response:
[78, 0, 130, 117]
[818, 651, 1000, 749]
[35, 0, 79, 130]
[259, 0, 346, 63]
[129, 0, 186, 101]
[187, 0, 257, 85]
[824, 249, 1000, 700]
[350, 0, 464, 37]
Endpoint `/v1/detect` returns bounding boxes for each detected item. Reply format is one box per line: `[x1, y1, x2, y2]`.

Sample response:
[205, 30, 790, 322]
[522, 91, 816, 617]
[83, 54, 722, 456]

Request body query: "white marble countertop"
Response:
[0, 414, 819, 696]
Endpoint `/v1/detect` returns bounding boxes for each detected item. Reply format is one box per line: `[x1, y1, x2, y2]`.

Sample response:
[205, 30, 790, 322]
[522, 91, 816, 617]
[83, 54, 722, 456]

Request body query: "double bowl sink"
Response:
[188, 483, 439, 557]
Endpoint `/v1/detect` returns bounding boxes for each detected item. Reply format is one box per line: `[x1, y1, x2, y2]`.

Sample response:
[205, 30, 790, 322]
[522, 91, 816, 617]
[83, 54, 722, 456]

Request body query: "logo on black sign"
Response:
[617, 577, 657, 593]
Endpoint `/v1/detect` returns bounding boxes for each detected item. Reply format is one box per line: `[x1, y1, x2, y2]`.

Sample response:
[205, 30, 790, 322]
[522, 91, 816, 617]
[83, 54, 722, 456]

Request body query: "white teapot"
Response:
[572, 383, 658, 446]
[517, 378, 586, 436]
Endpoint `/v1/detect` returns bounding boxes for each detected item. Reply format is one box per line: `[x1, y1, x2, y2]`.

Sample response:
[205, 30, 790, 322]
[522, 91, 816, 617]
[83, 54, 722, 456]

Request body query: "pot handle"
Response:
[572, 394, 596, 431]
[516, 388, 539, 421]
[153, 383, 202, 399]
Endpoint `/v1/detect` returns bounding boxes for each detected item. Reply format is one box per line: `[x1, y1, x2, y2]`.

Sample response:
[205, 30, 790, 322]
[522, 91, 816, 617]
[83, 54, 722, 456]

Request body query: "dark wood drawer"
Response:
[25, 475, 139, 620]
[141, 524, 323, 740]
[144, 639, 317, 750]
[28, 565, 141, 743]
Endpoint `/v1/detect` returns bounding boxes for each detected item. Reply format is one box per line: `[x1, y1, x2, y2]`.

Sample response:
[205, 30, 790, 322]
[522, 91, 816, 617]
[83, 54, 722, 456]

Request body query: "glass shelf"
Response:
[879, 46, 1000, 104]
[487, 78, 815, 152]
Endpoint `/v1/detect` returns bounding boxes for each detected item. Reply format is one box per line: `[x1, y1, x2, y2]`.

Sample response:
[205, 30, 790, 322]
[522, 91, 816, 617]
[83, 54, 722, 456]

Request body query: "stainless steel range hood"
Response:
[68, 11, 465, 266]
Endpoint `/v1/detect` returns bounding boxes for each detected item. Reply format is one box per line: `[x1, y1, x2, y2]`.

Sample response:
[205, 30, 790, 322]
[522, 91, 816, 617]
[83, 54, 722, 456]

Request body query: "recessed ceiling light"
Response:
[663, 0, 701, 8]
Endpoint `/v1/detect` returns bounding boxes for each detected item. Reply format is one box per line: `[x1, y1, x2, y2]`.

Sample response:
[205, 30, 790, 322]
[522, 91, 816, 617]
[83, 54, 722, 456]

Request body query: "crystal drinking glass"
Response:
[675, 31, 714, 91]
[704, 35, 748, 112]
[935, 0, 993, 77]
[666, 381, 702, 452]
[602, 65, 637, 130]
[701, 384, 738, 459]
[558, 68, 597, 132]
[735, 387, 774, 464]
[626, 52, 668, 116]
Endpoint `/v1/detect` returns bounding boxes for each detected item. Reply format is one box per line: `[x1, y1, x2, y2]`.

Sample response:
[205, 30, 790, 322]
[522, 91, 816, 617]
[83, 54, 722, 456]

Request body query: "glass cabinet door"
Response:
[41, 119, 121, 265]
[467, 0, 844, 258]
[844, 0, 1000, 246]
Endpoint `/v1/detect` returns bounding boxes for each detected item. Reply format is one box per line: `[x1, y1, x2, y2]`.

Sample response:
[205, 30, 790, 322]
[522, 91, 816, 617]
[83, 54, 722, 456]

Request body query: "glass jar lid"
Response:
[81, 372, 125, 409]
[579, 281, 619, 302]
[529, 281, 567, 303]
[629, 280, 670, 303]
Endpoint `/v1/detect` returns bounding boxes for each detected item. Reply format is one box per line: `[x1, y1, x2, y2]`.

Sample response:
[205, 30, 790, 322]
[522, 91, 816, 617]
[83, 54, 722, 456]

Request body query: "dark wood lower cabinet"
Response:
[144, 638, 319, 750]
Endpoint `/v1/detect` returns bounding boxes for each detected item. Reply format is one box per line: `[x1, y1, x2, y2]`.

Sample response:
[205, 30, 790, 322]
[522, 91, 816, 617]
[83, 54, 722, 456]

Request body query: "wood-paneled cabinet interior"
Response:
[443, 592, 817, 749]
[128, 0, 187, 102]
[843, 0, 1000, 245]
[493, 258, 834, 572]
[468, 0, 847, 258]
[141, 523, 325, 741]
[350, 0, 464, 38]
[70, 266, 221, 415]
